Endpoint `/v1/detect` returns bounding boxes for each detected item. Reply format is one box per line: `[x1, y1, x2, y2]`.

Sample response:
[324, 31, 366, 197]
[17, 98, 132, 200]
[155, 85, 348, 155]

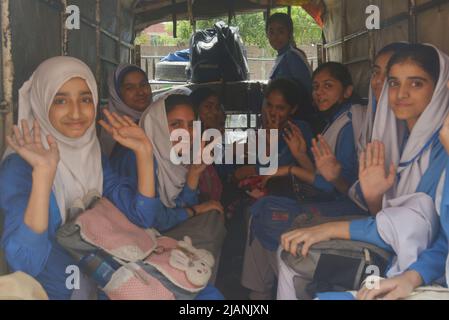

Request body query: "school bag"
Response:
[280, 213, 391, 300]
[189, 21, 249, 83]
[56, 196, 215, 300]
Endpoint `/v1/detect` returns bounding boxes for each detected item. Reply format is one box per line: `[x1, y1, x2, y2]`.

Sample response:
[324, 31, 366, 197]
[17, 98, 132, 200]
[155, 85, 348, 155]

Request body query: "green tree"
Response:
[138, 6, 322, 50]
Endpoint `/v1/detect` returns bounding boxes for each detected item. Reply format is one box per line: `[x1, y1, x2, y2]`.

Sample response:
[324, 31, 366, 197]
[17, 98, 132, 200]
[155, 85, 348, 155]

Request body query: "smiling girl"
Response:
[276, 44, 449, 300]
[0, 56, 157, 299]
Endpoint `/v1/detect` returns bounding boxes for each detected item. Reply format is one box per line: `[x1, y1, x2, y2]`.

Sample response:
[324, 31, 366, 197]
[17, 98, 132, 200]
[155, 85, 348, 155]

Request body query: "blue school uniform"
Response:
[407, 159, 449, 286]
[109, 147, 198, 232]
[0, 153, 223, 300]
[313, 103, 358, 193]
[270, 45, 312, 93]
[349, 138, 448, 255]
[318, 142, 449, 300]
[0, 153, 157, 299]
[250, 103, 364, 252]
[256, 119, 314, 175]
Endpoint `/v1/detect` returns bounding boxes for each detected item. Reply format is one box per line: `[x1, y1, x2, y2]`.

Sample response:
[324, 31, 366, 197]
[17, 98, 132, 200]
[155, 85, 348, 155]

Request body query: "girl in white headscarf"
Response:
[99, 63, 153, 156]
[312, 43, 409, 199]
[0, 56, 156, 300]
[276, 44, 449, 300]
[109, 89, 227, 281]
[357, 73, 449, 301]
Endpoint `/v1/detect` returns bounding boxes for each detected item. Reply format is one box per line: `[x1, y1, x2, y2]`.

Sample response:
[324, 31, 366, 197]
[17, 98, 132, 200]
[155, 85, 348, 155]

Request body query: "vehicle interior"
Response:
[1, 0, 449, 300]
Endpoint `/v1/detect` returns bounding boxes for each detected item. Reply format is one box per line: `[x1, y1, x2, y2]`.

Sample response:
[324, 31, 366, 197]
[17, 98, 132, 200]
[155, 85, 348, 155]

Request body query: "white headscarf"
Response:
[372, 45, 449, 203]
[100, 64, 151, 156]
[106, 63, 150, 121]
[5, 56, 102, 224]
[140, 87, 192, 208]
[374, 46, 449, 277]
[350, 87, 376, 156]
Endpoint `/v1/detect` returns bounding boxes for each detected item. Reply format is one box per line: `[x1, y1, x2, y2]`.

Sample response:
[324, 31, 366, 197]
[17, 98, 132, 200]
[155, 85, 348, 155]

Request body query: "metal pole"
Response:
[408, 0, 418, 43]
[1, 0, 14, 156]
[61, 0, 68, 55]
[116, 0, 122, 62]
[341, 0, 347, 63]
[95, 0, 102, 97]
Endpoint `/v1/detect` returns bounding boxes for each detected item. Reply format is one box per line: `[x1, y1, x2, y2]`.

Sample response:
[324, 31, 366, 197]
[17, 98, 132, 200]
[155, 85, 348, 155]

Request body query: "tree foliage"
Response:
[137, 6, 322, 51]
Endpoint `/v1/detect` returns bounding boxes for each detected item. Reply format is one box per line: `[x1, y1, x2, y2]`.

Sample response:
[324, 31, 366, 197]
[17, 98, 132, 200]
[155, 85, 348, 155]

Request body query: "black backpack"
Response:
[190, 21, 249, 83]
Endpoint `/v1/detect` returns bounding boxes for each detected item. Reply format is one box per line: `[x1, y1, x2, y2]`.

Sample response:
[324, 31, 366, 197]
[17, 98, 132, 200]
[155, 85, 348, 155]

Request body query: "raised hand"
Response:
[99, 109, 152, 155]
[284, 121, 307, 159]
[311, 135, 342, 183]
[359, 141, 396, 205]
[6, 120, 59, 174]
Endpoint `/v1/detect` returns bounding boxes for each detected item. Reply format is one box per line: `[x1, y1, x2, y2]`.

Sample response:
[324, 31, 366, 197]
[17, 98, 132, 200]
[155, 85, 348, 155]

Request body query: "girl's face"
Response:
[312, 70, 353, 111]
[267, 21, 291, 51]
[388, 60, 436, 130]
[263, 90, 297, 129]
[167, 104, 196, 146]
[371, 52, 394, 101]
[120, 71, 152, 112]
[199, 95, 225, 131]
[49, 77, 95, 138]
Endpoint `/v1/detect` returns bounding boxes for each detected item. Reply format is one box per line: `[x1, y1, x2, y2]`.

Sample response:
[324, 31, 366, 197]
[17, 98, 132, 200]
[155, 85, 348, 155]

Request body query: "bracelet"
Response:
[288, 166, 294, 176]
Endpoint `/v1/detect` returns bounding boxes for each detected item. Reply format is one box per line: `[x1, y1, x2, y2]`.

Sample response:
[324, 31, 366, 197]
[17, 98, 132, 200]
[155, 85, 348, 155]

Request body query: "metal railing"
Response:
[141, 54, 318, 83]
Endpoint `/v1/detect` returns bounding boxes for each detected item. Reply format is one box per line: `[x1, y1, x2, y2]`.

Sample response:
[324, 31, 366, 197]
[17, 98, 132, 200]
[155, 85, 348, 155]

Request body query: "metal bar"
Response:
[341, 0, 347, 63]
[343, 56, 371, 66]
[187, 0, 194, 31]
[145, 57, 149, 77]
[1, 0, 13, 156]
[100, 56, 120, 66]
[152, 58, 156, 80]
[172, 0, 177, 38]
[134, 0, 177, 14]
[116, 0, 122, 61]
[61, 0, 68, 56]
[324, 0, 449, 50]
[95, 0, 101, 94]
[408, 0, 418, 43]
[37, 0, 134, 50]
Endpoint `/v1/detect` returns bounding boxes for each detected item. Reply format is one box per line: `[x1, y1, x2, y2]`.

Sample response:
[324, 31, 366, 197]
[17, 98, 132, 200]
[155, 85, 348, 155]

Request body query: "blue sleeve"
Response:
[283, 51, 312, 92]
[175, 184, 198, 207]
[297, 121, 313, 151]
[0, 155, 53, 277]
[102, 155, 162, 228]
[106, 153, 189, 232]
[408, 230, 448, 285]
[335, 123, 358, 186]
[349, 218, 393, 252]
[109, 146, 138, 181]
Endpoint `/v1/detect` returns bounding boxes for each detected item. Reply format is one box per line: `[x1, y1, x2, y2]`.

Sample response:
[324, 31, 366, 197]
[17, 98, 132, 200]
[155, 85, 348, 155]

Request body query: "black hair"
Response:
[375, 42, 409, 61]
[165, 94, 196, 117]
[266, 13, 294, 37]
[190, 87, 220, 112]
[387, 44, 440, 84]
[264, 78, 311, 112]
[313, 62, 353, 88]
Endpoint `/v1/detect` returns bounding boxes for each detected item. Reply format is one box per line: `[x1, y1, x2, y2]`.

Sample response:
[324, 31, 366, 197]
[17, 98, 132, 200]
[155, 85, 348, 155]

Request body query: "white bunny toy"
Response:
[169, 236, 215, 286]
